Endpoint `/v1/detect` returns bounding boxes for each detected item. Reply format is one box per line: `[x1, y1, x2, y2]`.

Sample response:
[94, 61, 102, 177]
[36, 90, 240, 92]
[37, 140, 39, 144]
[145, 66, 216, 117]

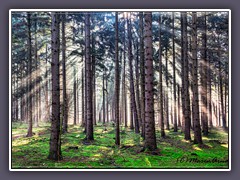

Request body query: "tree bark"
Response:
[165, 49, 170, 131]
[218, 36, 227, 130]
[134, 40, 141, 129]
[191, 12, 202, 144]
[139, 12, 145, 138]
[48, 12, 62, 160]
[92, 34, 97, 126]
[144, 12, 157, 151]
[102, 72, 105, 125]
[158, 14, 165, 138]
[62, 13, 68, 133]
[115, 12, 120, 146]
[127, 15, 140, 134]
[200, 12, 208, 136]
[172, 12, 177, 132]
[81, 68, 85, 128]
[34, 16, 39, 127]
[26, 12, 33, 137]
[177, 84, 181, 127]
[85, 13, 94, 140]
[182, 12, 191, 140]
[180, 13, 185, 133]
[73, 67, 77, 125]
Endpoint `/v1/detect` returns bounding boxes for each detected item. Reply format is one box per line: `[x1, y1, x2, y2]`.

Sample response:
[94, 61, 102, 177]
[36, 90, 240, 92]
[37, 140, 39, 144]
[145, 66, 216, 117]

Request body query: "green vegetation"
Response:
[12, 123, 228, 169]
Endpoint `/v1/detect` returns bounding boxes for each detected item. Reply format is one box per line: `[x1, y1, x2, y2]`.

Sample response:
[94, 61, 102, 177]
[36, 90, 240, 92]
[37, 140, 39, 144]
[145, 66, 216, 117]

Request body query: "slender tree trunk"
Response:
[84, 45, 88, 133]
[191, 12, 202, 144]
[73, 67, 77, 125]
[106, 80, 109, 124]
[16, 65, 19, 121]
[26, 58, 29, 124]
[200, 12, 208, 136]
[218, 36, 227, 130]
[102, 72, 105, 125]
[180, 13, 185, 133]
[139, 12, 145, 138]
[144, 12, 157, 151]
[130, 103, 134, 129]
[81, 68, 85, 128]
[135, 40, 141, 128]
[158, 15, 165, 137]
[208, 52, 213, 128]
[182, 12, 191, 140]
[34, 17, 39, 127]
[172, 12, 177, 132]
[115, 12, 120, 146]
[177, 84, 181, 127]
[26, 12, 33, 137]
[76, 78, 79, 124]
[224, 70, 228, 127]
[20, 64, 24, 121]
[85, 13, 94, 140]
[45, 45, 50, 122]
[127, 15, 140, 134]
[48, 12, 62, 160]
[62, 13, 68, 133]
[215, 83, 219, 126]
[92, 34, 96, 126]
[165, 49, 170, 130]
[38, 78, 41, 122]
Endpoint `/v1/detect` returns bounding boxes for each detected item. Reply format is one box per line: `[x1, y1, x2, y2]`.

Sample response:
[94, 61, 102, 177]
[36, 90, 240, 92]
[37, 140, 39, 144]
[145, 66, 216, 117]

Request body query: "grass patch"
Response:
[11, 123, 229, 169]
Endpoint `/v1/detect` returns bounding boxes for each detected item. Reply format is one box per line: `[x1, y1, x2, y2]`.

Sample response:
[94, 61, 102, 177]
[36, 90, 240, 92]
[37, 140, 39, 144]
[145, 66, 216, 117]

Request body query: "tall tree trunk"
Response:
[127, 14, 140, 134]
[106, 80, 109, 124]
[73, 67, 77, 125]
[34, 16, 39, 127]
[191, 12, 202, 144]
[208, 45, 213, 129]
[62, 13, 68, 133]
[180, 13, 185, 133]
[38, 77, 41, 123]
[177, 84, 181, 127]
[26, 55, 29, 124]
[224, 69, 228, 127]
[139, 12, 145, 138]
[77, 78, 80, 124]
[92, 34, 96, 126]
[130, 103, 134, 129]
[45, 45, 50, 122]
[218, 36, 226, 130]
[135, 40, 141, 129]
[172, 12, 177, 132]
[165, 49, 170, 130]
[84, 44, 88, 133]
[48, 12, 62, 160]
[144, 12, 157, 151]
[121, 51, 125, 126]
[26, 12, 33, 137]
[115, 12, 120, 146]
[20, 64, 24, 121]
[85, 13, 94, 140]
[16, 65, 19, 121]
[200, 12, 208, 136]
[182, 12, 191, 140]
[102, 72, 105, 125]
[158, 14, 165, 138]
[81, 68, 85, 128]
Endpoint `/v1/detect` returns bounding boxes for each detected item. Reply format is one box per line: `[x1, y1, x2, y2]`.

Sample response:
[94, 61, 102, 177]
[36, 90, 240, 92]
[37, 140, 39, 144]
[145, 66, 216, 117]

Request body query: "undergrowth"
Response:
[11, 123, 229, 169]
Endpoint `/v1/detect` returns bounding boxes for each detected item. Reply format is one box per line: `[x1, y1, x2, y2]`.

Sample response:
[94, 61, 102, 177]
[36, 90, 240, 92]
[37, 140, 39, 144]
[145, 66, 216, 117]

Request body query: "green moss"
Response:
[11, 123, 229, 169]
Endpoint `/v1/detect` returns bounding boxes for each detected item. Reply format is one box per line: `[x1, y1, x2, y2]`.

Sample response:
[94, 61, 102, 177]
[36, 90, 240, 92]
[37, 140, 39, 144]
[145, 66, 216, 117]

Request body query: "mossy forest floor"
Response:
[11, 122, 229, 169]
